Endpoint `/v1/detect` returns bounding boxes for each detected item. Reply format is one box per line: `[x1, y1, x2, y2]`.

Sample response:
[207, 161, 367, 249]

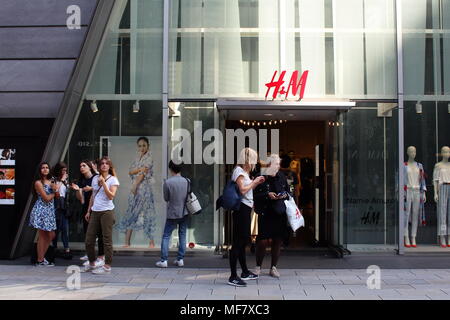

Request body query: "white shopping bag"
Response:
[284, 196, 305, 232]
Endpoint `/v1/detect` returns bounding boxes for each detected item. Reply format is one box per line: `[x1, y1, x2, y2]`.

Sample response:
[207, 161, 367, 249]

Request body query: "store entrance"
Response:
[217, 101, 350, 255]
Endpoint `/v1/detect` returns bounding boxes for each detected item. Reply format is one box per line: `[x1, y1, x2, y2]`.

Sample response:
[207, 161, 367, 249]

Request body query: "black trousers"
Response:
[229, 203, 252, 277]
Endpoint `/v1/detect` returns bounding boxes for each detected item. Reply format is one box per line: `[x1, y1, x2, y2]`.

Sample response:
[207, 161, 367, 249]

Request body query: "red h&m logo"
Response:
[265, 70, 309, 100]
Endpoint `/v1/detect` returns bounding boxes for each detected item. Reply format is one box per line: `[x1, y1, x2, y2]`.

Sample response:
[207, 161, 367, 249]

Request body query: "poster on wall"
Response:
[0, 168, 15, 185]
[0, 186, 15, 205]
[0, 149, 15, 165]
[101, 136, 164, 248]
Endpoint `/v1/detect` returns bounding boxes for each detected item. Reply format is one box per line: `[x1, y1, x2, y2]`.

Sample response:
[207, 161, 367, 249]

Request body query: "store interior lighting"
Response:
[416, 101, 422, 114]
[133, 100, 140, 113]
[90, 100, 98, 113]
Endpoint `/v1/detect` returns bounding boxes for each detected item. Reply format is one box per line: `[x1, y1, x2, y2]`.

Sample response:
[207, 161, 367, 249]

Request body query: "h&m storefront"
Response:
[61, 0, 449, 255]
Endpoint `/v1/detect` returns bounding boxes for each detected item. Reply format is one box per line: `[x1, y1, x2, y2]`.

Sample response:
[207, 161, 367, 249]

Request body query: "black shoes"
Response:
[228, 276, 247, 287]
[241, 271, 258, 281]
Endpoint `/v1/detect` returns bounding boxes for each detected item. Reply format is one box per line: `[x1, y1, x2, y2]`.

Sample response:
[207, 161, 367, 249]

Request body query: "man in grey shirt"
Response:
[156, 161, 189, 268]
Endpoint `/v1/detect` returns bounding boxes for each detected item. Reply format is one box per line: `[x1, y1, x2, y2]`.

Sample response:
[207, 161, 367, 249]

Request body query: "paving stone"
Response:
[380, 295, 430, 300]
[333, 295, 381, 300]
[187, 294, 234, 300]
[235, 294, 283, 300]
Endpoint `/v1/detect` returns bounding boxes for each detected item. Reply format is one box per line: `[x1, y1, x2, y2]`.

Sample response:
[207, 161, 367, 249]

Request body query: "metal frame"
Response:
[9, 0, 117, 259]
[216, 99, 356, 110]
[396, 0, 405, 255]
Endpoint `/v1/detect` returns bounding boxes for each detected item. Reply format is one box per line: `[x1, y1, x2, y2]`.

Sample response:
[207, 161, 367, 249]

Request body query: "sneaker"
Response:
[173, 259, 184, 267]
[254, 266, 261, 276]
[80, 255, 88, 261]
[95, 258, 105, 268]
[269, 266, 280, 278]
[241, 271, 258, 280]
[44, 258, 55, 267]
[82, 263, 97, 273]
[156, 260, 168, 268]
[35, 260, 47, 266]
[92, 266, 111, 274]
[228, 276, 247, 287]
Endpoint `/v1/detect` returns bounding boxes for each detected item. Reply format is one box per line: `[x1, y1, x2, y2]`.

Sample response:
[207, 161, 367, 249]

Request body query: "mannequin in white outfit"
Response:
[433, 146, 450, 247]
[404, 146, 426, 247]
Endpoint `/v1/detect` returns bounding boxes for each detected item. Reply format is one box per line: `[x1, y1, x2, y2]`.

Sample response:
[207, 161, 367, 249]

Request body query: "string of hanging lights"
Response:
[239, 120, 288, 127]
[328, 121, 344, 127]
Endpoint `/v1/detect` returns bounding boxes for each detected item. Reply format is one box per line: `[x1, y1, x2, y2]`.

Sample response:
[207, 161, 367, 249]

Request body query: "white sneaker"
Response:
[95, 258, 105, 268]
[254, 266, 261, 276]
[82, 263, 97, 273]
[92, 266, 111, 274]
[173, 259, 184, 267]
[80, 255, 88, 261]
[269, 266, 280, 278]
[156, 260, 168, 268]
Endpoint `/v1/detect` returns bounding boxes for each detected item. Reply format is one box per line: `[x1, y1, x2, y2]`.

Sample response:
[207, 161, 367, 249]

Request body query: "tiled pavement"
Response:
[1, 265, 450, 300]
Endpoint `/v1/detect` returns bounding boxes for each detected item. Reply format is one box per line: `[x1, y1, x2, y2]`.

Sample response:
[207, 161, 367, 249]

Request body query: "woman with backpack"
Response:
[228, 148, 265, 287]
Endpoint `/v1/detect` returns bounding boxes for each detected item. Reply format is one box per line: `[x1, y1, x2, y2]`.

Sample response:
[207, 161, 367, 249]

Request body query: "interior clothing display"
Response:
[403, 162, 427, 227]
[437, 184, 450, 236]
[434, 164, 450, 236]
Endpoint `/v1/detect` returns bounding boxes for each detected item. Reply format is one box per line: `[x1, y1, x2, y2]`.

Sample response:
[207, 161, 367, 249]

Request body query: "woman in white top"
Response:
[228, 148, 265, 287]
[84, 157, 120, 274]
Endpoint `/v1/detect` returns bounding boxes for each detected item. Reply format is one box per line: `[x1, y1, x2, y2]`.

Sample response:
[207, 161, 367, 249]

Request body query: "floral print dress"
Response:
[29, 183, 56, 231]
[117, 151, 157, 239]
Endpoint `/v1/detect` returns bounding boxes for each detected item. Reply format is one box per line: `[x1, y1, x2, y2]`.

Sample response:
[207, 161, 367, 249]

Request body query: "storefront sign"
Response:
[265, 70, 309, 100]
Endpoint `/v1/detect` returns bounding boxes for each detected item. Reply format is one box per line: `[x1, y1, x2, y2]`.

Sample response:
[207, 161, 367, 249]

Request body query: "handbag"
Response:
[184, 178, 202, 215]
[284, 195, 305, 232]
[216, 180, 242, 211]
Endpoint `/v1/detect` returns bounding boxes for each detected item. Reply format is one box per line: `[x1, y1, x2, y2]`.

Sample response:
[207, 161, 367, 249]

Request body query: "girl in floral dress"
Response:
[29, 162, 58, 266]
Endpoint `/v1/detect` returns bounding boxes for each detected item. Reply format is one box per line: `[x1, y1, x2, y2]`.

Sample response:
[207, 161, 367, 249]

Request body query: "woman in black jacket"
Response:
[253, 154, 290, 278]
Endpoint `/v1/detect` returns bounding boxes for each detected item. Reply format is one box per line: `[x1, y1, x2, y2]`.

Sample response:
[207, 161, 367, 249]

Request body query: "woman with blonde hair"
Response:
[228, 147, 265, 287]
[254, 154, 290, 278]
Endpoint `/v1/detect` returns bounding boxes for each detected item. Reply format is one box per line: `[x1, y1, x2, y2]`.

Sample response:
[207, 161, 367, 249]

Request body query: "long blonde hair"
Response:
[237, 147, 258, 172]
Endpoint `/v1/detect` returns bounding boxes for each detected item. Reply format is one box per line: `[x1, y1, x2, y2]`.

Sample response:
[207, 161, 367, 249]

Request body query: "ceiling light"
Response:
[264, 113, 273, 117]
[90, 100, 98, 113]
[133, 100, 140, 113]
[263, 122, 266, 126]
[288, 114, 294, 117]
[415, 101, 422, 114]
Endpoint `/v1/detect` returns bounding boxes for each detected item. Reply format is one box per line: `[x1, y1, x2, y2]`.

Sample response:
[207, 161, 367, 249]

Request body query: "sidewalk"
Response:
[1, 264, 450, 300]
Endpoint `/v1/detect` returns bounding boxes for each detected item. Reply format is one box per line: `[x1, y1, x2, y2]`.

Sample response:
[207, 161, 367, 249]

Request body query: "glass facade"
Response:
[402, 0, 450, 247]
[169, 0, 397, 99]
[61, 0, 450, 253]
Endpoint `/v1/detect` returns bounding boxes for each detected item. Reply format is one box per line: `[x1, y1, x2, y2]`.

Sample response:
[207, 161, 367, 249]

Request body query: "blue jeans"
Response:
[160, 216, 188, 262]
[53, 209, 69, 249]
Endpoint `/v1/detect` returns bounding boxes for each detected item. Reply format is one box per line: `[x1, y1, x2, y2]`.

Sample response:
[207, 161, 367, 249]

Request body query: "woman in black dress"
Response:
[253, 154, 290, 278]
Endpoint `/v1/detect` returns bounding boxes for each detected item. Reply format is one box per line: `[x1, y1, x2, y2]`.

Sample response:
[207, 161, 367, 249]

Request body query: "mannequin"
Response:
[403, 146, 427, 248]
[433, 146, 450, 247]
